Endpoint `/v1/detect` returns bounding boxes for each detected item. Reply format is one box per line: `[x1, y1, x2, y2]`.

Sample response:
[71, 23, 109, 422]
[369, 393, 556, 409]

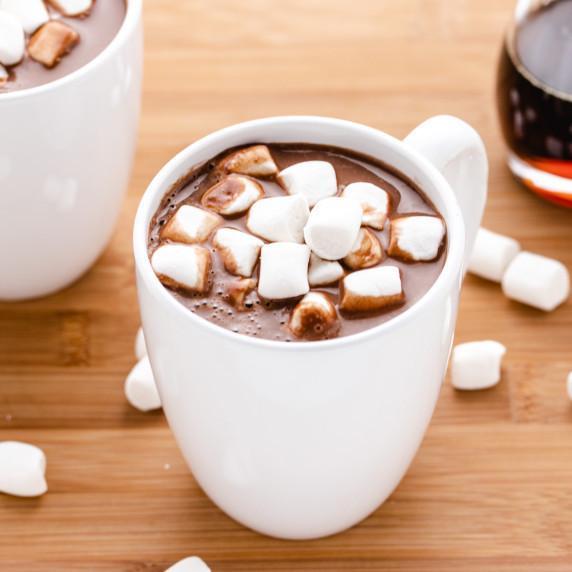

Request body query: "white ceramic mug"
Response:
[0, 0, 142, 301]
[134, 116, 488, 540]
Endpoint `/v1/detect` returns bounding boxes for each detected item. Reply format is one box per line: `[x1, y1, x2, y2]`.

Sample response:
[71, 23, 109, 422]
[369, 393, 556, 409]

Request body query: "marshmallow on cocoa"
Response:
[246, 194, 309, 243]
[47, 0, 92, 16]
[340, 182, 390, 230]
[450, 340, 506, 391]
[501, 251, 570, 311]
[212, 227, 264, 277]
[343, 228, 383, 270]
[222, 145, 278, 177]
[125, 356, 162, 412]
[290, 292, 339, 340]
[151, 244, 211, 293]
[340, 266, 404, 313]
[28, 20, 79, 69]
[160, 205, 221, 244]
[0, 441, 48, 497]
[278, 160, 338, 206]
[308, 252, 344, 287]
[227, 278, 256, 310]
[201, 174, 264, 216]
[1, 0, 49, 34]
[303, 197, 363, 260]
[258, 242, 310, 300]
[467, 227, 521, 282]
[0, 12, 25, 66]
[388, 215, 446, 261]
[0, 64, 7, 86]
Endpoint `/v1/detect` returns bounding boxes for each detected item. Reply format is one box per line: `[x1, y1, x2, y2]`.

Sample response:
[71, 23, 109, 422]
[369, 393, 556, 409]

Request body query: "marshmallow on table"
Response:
[222, 144, 278, 177]
[47, 0, 93, 16]
[290, 292, 339, 340]
[201, 175, 264, 216]
[303, 197, 363, 260]
[340, 265, 403, 313]
[165, 556, 211, 572]
[151, 244, 211, 293]
[467, 227, 521, 282]
[125, 355, 162, 412]
[501, 251, 570, 311]
[258, 242, 310, 300]
[567, 371, 572, 401]
[450, 340, 506, 390]
[28, 20, 79, 69]
[227, 278, 256, 310]
[343, 228, 383, 270]
[0, 441, 47, 497]
[212, 227, 264, 277]
[388, 215, 446, 261]
[340, 182, 390, 230]
[0, 0, 49, 34]
[246, 194, 309, 243]
[0, 12, 25, 66]
[308, 252, 344, 287]
[277, 160, 338, 207]
[161, 205, 221, 244]
[135, 326, 147, 360]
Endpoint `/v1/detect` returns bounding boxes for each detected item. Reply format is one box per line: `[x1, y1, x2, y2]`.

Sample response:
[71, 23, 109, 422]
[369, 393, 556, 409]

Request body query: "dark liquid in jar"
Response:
[496, 0, 572, 206]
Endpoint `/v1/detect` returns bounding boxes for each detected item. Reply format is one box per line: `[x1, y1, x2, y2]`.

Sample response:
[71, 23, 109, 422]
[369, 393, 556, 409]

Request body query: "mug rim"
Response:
[0, 0, 141, 101]
[134, 115, 465, 351]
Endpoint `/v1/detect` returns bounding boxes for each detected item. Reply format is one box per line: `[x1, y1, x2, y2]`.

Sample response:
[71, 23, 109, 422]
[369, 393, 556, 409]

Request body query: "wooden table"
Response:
[2, 0, 572, 569]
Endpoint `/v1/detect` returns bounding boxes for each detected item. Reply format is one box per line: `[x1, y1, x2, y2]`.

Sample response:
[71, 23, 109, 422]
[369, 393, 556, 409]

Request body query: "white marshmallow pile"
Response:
[0, 0, 90, 80]
[467, 227, 570, 312]
[450, 340, 506, 391]
[151, 144, 448, 339]
[165, 556, 211, 572]
[0, 441, 48, 497]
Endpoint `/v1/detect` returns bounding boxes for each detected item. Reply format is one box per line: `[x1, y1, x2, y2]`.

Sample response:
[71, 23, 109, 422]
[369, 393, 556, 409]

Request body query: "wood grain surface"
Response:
[2, 0, 572, 570]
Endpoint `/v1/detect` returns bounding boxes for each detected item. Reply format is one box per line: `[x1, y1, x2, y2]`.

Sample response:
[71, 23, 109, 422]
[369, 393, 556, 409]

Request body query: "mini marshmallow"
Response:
[151, 244, 211, 293]
[567, 371, 572, 402]
[290, 292, 339, 340]
[258, 242, 310, 300]
[0, 12, 25, 66]
[160, 205, 221, 244]
[501, 251, 570, 311]
[0, 64, 8, 86]
[303, 197, 363, 260]
[467, 227, 521, 282]
[227, 278, 256, 310]
[201, 175, 264, 216]
[340, 266, 403, 313]
[246, 194, 309, 243]
[0, 441, 47, 497]
[28, 20, 79, 69]
[135, 326, 147, 360]
[278, 160, 338, 207]
[388, 215, 446, 261]
[125, 356, 162, 412]
[340, 182, 390, 230]
[450, 340, 506, 390]
[47, 0, 92, 16]
[165, 556, 211, 572]
[1, 0, 49, 34]
[212, 227, 264, 277]
[222, 145, 278, 177]
[343, 228, 383, 270]
[308, 252, 344, 287]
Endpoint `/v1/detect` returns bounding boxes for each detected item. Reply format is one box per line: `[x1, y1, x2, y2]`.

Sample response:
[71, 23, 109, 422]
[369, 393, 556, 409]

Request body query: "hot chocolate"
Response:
[148, 143, 447, 342]
[0, 0, 126, 93]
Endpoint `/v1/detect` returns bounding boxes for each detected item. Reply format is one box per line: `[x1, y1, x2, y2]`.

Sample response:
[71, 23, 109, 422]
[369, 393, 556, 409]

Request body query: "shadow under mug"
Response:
[133, 115, 488, 540]
[0, 0, 143, 301]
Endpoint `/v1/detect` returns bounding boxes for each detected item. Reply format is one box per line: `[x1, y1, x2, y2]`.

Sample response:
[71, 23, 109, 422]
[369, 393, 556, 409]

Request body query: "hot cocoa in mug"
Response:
[134, 116, 488, 539]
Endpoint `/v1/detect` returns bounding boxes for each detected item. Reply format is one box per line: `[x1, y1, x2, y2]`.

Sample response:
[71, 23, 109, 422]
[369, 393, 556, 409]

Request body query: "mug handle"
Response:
[403, 115, 488, 270]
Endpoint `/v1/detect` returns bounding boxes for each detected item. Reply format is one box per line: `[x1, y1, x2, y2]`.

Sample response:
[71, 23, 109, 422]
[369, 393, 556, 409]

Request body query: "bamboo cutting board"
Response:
[1, 0, 572, 570]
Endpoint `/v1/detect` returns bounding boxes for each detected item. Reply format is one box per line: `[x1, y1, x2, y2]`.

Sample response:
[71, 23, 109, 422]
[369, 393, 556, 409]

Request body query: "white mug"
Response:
[0, 0, 142, 300]
[133, 116, 488, 540]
